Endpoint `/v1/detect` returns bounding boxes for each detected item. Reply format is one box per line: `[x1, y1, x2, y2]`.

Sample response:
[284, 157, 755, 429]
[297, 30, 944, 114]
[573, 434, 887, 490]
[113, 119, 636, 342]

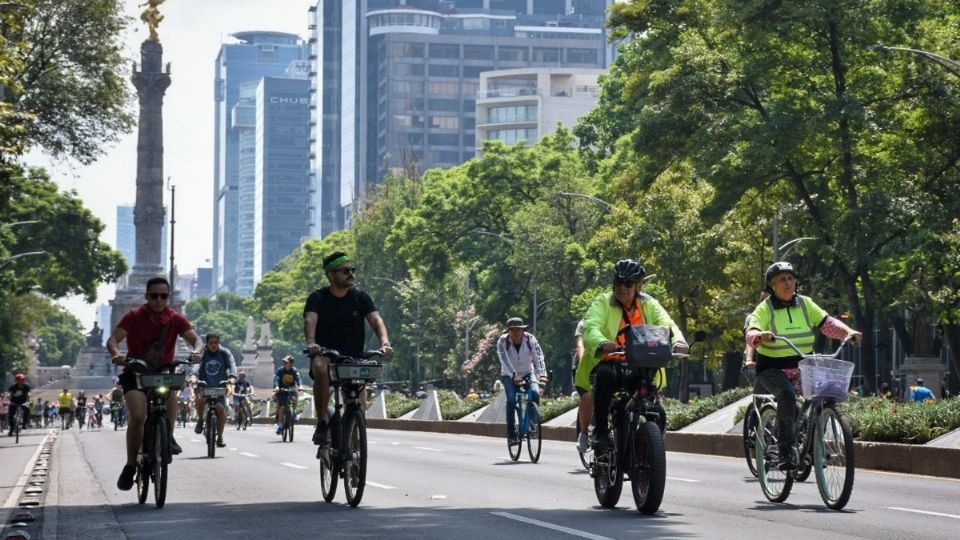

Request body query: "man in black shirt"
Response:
[304, 251, 393, 445]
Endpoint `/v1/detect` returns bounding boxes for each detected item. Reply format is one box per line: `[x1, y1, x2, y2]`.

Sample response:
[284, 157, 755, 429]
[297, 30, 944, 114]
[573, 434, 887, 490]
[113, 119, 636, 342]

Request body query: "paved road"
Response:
[36, 423, 960, 539]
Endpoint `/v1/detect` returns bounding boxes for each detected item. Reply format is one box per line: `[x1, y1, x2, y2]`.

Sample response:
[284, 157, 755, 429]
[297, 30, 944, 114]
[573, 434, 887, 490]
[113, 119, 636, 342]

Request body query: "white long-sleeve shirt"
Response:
[496, 332, 546, 378]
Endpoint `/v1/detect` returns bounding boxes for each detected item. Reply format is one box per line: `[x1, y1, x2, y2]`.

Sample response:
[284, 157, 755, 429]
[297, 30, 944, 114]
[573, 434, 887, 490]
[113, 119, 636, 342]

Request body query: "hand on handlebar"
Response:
[188, 352, 203, 364]
[599, 341, 619, 354]
[111, 354, 127, 365]
[307, 343, 322, 355]
[378, 344, 394, 356]
[847, 331, 863, 344]
[673, 342, 689, 355]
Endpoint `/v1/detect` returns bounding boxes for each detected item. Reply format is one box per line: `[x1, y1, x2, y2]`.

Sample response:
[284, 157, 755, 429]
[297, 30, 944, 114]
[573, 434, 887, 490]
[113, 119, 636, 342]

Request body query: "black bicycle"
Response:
[590, 349, 683, 515]
[110, 401, 124, 430]
[309, 348, 383, 508]
[276, 388, 299, 442]
[177, 398, 190, 429]
[128, 358, 190, 508]
[10, 404, 26, 444]
[235, 395, 251, 430]
[507, 377, 542, 463]
[753, 336, 856, 510]
[197, 381, 228, 458]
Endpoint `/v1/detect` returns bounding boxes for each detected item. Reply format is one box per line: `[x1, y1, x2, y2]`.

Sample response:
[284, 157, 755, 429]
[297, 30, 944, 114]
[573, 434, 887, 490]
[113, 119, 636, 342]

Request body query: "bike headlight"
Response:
[157, 386, 168, 395]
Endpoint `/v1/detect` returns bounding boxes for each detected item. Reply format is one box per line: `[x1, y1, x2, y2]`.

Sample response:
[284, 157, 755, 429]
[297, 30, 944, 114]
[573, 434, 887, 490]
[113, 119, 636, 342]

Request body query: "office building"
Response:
[213, 31, 306, 294]
[307, 0, 613, 237]
[476, 67, 602, 148]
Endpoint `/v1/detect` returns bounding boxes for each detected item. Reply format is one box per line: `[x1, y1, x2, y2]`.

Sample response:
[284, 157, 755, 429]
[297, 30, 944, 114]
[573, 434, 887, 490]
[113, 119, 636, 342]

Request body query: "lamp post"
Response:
[464, 315, 481, 370]
[0, 250, 46, 270]
[870, 44, 960, 78]
[551, 191, 613, 210]
[778, 237, 817, 259]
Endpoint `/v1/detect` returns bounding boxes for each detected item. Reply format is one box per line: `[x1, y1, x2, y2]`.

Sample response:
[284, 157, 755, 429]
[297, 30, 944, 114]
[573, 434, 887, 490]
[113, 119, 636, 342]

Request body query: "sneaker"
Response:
[194, 421, 203, 434]
[508, 435, 520, 445]
[116, 464, 136, 491]
[170, 437, 182, 455]
[216, 436, 226, 448]
[275, 424, 283, 435]
[591, 433, 612, 452]
[312, 421, 329, 445]
[577, 433, 590, 454]
[778, 446, 797, 470]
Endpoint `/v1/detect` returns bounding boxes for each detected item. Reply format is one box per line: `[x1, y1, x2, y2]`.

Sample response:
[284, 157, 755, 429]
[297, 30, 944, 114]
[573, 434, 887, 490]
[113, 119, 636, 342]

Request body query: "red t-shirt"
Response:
[117, 305, 192, 368]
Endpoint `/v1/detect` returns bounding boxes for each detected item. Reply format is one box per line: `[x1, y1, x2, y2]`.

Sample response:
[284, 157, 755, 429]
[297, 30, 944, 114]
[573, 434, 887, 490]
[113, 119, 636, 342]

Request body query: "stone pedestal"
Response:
[901, 356, 945, 399]
[74, 347, 110, 376]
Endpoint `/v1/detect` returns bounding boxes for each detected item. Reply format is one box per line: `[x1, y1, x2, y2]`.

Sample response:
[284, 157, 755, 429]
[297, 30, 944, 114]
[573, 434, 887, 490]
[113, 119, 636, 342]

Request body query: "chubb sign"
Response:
[270, 96, 309, 105]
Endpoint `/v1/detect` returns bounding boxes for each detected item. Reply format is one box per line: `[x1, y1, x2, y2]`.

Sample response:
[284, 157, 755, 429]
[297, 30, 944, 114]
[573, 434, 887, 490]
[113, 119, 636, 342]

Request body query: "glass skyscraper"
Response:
[213, 31, 306, 294]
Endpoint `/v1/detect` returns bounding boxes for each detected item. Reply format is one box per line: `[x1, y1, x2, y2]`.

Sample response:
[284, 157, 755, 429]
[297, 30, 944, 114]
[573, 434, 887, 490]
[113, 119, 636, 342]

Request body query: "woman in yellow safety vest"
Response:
[745, 261, 861, 469]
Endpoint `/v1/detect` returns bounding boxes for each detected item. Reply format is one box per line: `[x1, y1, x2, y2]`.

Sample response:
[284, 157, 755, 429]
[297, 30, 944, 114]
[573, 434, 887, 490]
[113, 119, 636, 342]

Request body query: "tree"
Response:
[584, 0, 960, 392]
[1, 0, 134, 165]
[35, 302, 85, 366]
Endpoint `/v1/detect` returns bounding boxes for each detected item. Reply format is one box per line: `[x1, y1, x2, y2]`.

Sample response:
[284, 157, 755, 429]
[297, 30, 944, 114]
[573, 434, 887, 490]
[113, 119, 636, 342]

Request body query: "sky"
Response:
[34, 0, 313, 330]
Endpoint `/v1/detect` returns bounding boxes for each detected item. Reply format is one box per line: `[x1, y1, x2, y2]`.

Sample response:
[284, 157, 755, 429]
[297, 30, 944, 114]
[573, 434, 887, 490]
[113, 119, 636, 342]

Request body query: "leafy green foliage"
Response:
[437, 389, 487, 420]
[843, 396, 960, 444]
[35, 303, 84, 366]
[538, 396, 578, 423]
[385, 392, 420, 419]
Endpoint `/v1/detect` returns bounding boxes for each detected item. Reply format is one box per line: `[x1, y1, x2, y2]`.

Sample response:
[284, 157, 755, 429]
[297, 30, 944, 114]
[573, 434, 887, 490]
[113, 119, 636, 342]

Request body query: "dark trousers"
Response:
[756, 368, 797, 448]
[592, 362, 619, 439]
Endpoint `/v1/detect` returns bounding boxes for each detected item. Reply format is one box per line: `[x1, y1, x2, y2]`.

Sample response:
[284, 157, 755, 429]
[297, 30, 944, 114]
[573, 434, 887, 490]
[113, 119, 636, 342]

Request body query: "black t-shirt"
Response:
[303, 286, 377, 357]
[8, 384, 30, 404]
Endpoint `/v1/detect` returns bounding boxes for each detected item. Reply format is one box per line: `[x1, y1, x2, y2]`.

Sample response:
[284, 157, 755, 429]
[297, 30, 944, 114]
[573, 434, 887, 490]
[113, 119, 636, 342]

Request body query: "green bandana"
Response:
[324, 254, 350, 272]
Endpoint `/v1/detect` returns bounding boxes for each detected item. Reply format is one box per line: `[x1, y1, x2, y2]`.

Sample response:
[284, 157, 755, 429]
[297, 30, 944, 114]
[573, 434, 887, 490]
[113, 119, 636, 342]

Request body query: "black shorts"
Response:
[276, 390, 298, 407]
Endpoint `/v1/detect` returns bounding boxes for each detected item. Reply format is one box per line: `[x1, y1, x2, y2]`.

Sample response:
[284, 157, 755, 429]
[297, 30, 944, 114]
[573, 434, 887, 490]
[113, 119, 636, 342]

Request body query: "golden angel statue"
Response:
[139, 0, 166, 41]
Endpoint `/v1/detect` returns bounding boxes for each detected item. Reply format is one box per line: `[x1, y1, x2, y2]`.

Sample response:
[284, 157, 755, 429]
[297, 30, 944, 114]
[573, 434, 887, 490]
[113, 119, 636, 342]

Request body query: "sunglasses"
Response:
[147, 293, 170, 300]
[614, 280, 637, 287]
[335, 267, 357, 275]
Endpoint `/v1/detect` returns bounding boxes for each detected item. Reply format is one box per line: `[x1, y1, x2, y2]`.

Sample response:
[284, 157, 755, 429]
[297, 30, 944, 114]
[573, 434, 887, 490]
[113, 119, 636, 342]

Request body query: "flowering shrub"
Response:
[843, 396, 960, 444]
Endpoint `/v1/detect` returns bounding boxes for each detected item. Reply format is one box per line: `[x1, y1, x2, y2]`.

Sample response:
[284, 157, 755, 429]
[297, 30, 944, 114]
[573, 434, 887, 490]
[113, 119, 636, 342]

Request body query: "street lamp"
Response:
[870, 44, 960, 79]
[464, 315, 482, 369]
[551, 191, 613, 210]
[1, 220, 42, 230]
[778, 237, 816, 259]
[0, 250, 46, 270]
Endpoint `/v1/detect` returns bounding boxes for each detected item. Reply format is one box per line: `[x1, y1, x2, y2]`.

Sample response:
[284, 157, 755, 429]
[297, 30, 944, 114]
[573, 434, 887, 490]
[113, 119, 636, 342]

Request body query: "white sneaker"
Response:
[577, 432, 590, 454]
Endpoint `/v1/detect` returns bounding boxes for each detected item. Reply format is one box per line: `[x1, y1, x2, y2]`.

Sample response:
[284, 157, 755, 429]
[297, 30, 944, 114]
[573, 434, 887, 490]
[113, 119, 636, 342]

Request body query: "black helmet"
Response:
[613, 259, 645, 282]
[764, 261, 797, 288]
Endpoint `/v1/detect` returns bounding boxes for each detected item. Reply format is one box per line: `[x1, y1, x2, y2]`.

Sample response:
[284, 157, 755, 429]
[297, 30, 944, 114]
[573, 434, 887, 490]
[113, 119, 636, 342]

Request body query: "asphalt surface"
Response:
[28, 423, 960, 539]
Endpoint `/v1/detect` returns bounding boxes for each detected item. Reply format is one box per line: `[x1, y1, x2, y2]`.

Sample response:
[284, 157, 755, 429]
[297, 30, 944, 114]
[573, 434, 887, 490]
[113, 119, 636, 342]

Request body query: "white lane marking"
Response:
[414, 446, 443, 452]
[229, 448, 238, 452]
[3, 432, 52, 509]
[491, 512, 613, 540]
[667, 476, 701, 483]
[391, 442, 400, 446]
[366, 481, 397, 490]
[888, 507, 960, 520]
[240, 452, 259, 458]
[190, 438, 200, 443]
[431, 495, 447, 500]
[281, 462, 307, 470]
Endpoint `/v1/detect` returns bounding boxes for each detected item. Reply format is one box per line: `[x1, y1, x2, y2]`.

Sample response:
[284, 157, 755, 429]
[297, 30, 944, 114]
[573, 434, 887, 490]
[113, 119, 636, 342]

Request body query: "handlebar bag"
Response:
[622, 324, 673, 369]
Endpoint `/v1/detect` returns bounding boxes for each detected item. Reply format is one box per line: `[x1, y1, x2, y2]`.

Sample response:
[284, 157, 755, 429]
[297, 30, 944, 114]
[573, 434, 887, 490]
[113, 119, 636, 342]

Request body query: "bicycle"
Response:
[276, 388, 299, 442]
[234, 395, 251, 430]
[590, 349, 684, 515]
[197, 381, 228, 458]
[111, 402, 124, 430]
[177, 398, 190, 429]
[127, 358, 191, 509]
[309, 348, 383, 508]
[76, 406, 86, 430]
[753, 335, 856, 510]
[11, 404, 26, 444]
[507, 377, 542, 463]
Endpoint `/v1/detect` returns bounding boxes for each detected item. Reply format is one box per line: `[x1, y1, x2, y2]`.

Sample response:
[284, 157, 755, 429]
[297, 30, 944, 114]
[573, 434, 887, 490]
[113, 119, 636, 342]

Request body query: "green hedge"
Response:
[663, 387, 754, 431]
[538, 396, 578, 423]
[385, 392, 420, 419]
[438, 390, 488, 420]
[843, 396, 960, 444]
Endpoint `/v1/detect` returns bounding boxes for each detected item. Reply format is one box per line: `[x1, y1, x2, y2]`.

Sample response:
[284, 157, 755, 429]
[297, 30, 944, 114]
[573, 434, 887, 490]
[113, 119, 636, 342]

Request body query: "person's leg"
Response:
[195, 395, 206, 432]
[502, 375, 518, 440]
[311, 356, 331, 422]
[215, 401, 226, 439]
[592, 363, 616, 441]
[577, 391, 593, 432]
[757, 369, 797, 465]
[123, 391, 147, 466]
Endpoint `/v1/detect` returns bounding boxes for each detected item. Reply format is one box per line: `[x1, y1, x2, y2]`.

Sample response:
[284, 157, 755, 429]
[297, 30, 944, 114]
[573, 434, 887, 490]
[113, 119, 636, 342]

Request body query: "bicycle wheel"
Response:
[206, 408, 216, 458]
[343, 409, 368, 507]
[756, 405, 793, 503]
[14, 410, 21, 444]
[289, 415, 295, 442]
[527, 401, 542, 463]
[153, 418, 169, 508]
[319, 444, 339, 502]
[742, 403, 758, 478]
[508, 401, 522, 461]
[136, 461, 149, 504]
[814, 404, 855, 510]
[632, 420, 667, 515]
[593, 415, 623, 508]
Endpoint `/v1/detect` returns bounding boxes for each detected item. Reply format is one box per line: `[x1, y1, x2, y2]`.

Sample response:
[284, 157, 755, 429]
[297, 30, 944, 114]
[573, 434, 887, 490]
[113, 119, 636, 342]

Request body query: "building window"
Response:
[428, 81, 459, 96]
[487, 128, 538, 145]
[498, 46, 528, 62]
[430, 116, 459, 129]
[464, 45, 495, 60]
[428, 98, 460, 112]
[391, 80, 425, 93]
[487, 105, 537, 124]
[462, 65, 494, 78]
[428, 133, 460, 146]
[394, 62, 425, 77]
[533, 47, 560, 63]
[428, 64, 459, 77]
[428, 43, 460, 59]
[391, 42, 424, 58]
[567, 48, 597, 64]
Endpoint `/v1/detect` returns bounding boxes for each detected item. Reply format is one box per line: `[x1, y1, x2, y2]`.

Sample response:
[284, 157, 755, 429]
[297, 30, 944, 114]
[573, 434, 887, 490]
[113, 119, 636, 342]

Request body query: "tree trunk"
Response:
[942, 323, 960, 396]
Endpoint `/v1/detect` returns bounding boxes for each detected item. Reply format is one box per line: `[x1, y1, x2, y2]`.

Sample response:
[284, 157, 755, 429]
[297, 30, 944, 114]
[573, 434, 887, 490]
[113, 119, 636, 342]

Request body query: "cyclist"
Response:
[107, 276, 203, 491]
[303, 251, 393, 446]
[6, 374, 31, 435]
[193, 333, 237, 448]
[496, 317, 547, 444]
[578, 259, 688, 451]
[58, 388, 74, 429]
[745, 261, 862, 469]
[572, 319, 593, 452]
[179, 375, 195, 425]
[75, 390, 88, 429]
[93, 395, 104, 428]
[109, 383, 124, 425]
[233, 371, 254, 425]
[273, 356, 302, 435]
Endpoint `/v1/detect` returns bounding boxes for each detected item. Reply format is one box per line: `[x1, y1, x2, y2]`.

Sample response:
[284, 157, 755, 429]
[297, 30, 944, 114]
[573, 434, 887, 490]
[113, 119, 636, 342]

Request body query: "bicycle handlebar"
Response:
[768, 335, 853, 359]
[302, 348, 385, 362]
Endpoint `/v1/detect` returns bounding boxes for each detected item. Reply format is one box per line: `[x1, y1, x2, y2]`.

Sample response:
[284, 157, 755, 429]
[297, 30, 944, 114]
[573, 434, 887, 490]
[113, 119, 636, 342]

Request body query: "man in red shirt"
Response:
[107, 277, 203, 491]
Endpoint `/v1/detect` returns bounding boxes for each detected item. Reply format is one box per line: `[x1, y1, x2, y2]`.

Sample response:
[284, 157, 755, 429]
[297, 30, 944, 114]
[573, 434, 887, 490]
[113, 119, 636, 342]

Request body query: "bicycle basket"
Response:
[330, 362, 381, 383]
[799, 356, 854, 401]
[138, 373, 186, 391]
[198, 387, 227, 398]
[623, 325, 673, 369]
